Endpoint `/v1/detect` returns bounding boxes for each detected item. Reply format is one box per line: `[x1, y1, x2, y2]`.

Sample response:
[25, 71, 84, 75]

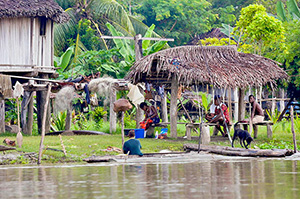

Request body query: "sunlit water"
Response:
[0, 152, 300, 199]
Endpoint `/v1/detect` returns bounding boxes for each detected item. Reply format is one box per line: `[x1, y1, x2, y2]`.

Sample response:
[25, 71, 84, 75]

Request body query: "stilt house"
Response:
[0, 0, 69, 134]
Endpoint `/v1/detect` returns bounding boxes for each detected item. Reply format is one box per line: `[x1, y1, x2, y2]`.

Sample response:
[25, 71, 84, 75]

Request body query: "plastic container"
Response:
[135, 129, 145, 139]
[160, 128, 168, 134]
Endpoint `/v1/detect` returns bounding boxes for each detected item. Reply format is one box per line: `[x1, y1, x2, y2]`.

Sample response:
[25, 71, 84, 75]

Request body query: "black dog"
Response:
[232, 122, 253, 149]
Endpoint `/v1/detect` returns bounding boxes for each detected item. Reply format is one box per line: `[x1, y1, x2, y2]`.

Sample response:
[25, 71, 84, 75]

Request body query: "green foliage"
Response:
[54, 46, 74, 74]
[92, 107, 107, 123]
[76, 49, 127, 78]
[134, 0, 216, 46]
[256, 139, 293, 149]
[234, 4, 286, 56]
[106, 22, 168, 63]
[199, 37, 237, 46]
[4, 100, 17, 124]
[52, 111, 67, 131]
[199, 92, 212, 114]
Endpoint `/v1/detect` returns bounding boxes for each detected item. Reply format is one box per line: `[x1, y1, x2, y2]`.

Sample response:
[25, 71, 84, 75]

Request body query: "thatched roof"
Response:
[0, 0, 69, 23]
[126, 45, 288, 88]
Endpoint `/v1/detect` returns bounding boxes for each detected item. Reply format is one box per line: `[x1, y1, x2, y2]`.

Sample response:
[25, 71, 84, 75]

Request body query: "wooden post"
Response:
[27, 92, 34, 135]
[228, 88, 232, 121]
[238, 88, 245, 121]
[134, 34, 144, 128]
[291, 106, 297, 153]
[38, 84, 51, 165]
[170, 75, 178, 138]
[161, 91, 168, 123]
[134, 34, 143, 61]
[109, 86, 117, 134]
[234, 88, 238, 122]
[0, 97, 5, 133]
[259, 86, 262, 107]
[37, 74, 50, 134]
[121, 111, 125, 146]
[271, 90, 276, 115]
[280, 88, 285, 112]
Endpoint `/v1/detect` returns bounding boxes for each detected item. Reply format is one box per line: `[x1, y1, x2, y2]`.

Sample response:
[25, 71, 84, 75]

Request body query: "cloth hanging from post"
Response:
[127, 83, 144, 107]
[0, 74, 13, 98]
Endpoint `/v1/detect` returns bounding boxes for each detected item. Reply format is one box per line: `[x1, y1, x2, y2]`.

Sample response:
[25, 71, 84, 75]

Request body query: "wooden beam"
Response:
[170, 75, 178, 138]
[9, 75, 63, 82]
[100, 35, 174, 41]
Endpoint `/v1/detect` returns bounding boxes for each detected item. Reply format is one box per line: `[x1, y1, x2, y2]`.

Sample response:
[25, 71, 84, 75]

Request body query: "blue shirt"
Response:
[123, 139, 143, 156]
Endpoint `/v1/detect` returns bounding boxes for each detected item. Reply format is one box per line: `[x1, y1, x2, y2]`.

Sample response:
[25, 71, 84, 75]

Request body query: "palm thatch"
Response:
[0, 0, 69, 23]
[126, 45, 288, 88]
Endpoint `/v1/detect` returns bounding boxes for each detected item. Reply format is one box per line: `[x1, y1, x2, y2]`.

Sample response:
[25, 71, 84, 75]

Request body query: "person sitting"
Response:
[209, 95, 230, 137]
[123, 130, 143, 156]
[249, 95, 264, 123]
[139, 102, 160, 130]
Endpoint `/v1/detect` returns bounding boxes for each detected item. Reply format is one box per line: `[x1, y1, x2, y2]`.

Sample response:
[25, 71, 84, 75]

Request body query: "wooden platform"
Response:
[183, 144, 294, 157]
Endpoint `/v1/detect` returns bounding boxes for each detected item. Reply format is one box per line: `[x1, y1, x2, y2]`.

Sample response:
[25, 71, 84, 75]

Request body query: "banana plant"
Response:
[276, 0, 300, 22]
[106, 22, 168, 64]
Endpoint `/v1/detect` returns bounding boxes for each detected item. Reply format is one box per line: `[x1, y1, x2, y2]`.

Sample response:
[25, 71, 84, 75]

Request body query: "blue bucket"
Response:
[161, 128, 168, 134]
[135, 129, 145, 139]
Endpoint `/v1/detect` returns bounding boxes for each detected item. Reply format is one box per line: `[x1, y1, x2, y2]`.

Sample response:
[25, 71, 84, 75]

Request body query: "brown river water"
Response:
[0, 152, 300, 199]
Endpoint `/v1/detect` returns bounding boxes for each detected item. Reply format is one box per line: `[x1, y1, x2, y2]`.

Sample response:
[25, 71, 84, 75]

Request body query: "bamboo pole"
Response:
[38, 84, 51, 165]
[291, 106, 297, 153]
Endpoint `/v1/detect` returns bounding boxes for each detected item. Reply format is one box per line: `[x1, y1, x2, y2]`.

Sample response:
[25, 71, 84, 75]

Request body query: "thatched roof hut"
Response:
[0, 0, 69, 23]
[126, 45, 288, 89]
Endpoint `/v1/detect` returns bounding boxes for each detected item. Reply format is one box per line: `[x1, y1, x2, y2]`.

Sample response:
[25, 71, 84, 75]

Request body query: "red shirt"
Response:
[215, 104, 230, 123]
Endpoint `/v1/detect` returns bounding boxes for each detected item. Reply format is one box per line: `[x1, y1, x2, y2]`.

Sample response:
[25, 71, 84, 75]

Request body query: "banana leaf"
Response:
[276, 1, 288, 21]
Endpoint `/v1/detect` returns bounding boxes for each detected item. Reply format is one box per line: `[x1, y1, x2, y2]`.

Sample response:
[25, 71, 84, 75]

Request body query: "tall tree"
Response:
[133, 0, 216, 46]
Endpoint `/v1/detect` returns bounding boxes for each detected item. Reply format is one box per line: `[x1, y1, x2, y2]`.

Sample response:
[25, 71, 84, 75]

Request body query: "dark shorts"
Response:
[152, 117, 160, 124]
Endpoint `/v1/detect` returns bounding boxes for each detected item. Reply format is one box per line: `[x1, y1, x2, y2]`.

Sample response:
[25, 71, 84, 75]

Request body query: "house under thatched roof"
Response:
[0, 0, 69, 23]
[126, 45, 288, 89]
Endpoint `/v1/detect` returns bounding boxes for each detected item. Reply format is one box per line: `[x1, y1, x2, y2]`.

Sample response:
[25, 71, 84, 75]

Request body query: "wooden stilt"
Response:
[228, 88, 232, 121]
[291, 106, 297, 153]
[170, 75, 178, 138]
[234, 88, 238, 122]
[109, 86, 117, 134]
[27, 92, 34, 135]
[280, 88, 285, 112]
[0, 97, 5, 133]
[38, 84, 51, 165]
[238, 88, 245, 121]
[37, 74, 50, 134]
